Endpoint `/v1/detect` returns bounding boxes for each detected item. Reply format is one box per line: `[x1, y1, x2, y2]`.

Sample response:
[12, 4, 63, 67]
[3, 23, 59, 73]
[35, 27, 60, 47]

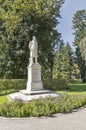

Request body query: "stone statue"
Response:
[29, 36, 38, 64]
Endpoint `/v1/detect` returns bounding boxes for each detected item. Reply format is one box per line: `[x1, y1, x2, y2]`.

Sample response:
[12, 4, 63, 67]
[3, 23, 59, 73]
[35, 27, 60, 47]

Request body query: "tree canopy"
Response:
[72, 9, 86, 82]
[53, 42, 74, 81]
[0, 0, 64, 79]
[72, 10, 86, 45]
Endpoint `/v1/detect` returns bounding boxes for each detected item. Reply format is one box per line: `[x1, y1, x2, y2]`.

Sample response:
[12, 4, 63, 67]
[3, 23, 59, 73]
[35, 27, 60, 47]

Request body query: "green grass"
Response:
[0, 89, 18, 104]
[68, 83, 86, 94]
[56, 80, 86, 95]
[0, 95, 9, 104]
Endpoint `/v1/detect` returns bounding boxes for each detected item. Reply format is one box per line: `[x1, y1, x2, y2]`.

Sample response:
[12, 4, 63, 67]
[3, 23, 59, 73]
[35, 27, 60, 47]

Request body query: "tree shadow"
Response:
[68, 83, 86, 92]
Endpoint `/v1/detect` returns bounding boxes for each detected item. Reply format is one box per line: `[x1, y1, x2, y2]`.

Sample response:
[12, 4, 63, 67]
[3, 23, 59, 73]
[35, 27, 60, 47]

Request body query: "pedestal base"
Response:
[20, 89, 51, 95]
[27, 81, 43, 91]
[7, 91, 59, 102]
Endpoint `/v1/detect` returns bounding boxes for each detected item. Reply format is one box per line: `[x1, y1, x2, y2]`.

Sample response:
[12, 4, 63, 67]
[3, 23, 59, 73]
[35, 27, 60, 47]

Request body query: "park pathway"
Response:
[0, 106, 86, 130]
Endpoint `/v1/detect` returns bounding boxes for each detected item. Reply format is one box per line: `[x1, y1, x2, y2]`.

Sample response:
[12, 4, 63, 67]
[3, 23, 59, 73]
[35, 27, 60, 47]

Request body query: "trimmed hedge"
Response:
[0, 78, 68, 94]
[0, 79, 26, 93]
[43, 78, 68, 90]
[0, 94, 86, 117]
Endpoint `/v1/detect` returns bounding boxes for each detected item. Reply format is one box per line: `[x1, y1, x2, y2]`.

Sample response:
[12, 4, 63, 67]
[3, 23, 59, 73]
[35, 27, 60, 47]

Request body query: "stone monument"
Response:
[8, 36, 58, 102]
[23, 36, 44, 94]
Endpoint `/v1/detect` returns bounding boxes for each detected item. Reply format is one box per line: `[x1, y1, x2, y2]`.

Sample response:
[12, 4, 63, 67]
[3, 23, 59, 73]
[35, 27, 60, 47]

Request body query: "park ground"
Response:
[0, 79, 86, 130]
[0, 79, 86, 118]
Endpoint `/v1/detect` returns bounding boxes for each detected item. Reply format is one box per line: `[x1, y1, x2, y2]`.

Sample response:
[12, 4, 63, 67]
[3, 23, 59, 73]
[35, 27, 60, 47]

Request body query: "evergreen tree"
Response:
[72, 10, 86, 82]
[79, 37, 86, 63]
[53, 42, 74, 82]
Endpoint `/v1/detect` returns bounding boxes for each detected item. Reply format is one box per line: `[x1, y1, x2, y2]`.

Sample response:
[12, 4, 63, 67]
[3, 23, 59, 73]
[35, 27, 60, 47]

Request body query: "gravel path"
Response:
[0, 106, 86, 130]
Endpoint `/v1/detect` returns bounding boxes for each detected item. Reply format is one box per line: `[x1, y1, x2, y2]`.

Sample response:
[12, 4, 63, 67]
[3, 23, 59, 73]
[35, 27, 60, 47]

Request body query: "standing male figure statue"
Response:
[29, 36, 38, 64]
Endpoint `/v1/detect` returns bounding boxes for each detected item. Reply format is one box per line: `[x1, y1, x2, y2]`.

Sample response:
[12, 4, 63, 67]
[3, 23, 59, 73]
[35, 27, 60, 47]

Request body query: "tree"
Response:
[0, 0, 64, 79]
[53, 42, 74, 82]
[79, 37, 86, 63]
[72, 10, 86, 82]
[72, 10, 86, 45]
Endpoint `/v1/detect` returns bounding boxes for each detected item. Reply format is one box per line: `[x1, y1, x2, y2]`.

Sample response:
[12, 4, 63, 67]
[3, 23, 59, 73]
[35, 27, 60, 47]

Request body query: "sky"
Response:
[58, 0, 86, 46]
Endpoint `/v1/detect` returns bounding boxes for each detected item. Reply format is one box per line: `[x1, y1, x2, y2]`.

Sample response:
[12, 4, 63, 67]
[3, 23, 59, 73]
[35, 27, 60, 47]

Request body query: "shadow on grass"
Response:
[68, 83, 86, 92]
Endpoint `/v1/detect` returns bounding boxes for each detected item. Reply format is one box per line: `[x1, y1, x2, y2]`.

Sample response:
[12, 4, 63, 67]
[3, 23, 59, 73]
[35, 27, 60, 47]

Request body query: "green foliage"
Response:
[79, 38, 86, 62]
[72, 9, 86, 82]
[82, 75, 86, 83]
[0, 79, 86, 117]
[53, 43, 74, 81]
[0, 78, 68, 95]
[0, 94, 86, 117]
[1, 78, 86, 95]
[76, 47, 86, 81]
[0, 0, 64, 79]
[72, 63, 80, 79]
[72, 10, 86, 45]
[0, 79, 26, 94]
[43, 78, 68, 90]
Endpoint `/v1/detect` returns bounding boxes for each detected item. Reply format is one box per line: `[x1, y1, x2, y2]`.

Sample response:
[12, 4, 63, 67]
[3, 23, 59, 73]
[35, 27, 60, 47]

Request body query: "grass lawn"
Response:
[0, 90, 17, 104]
[0, 95, 9, 104]
[57, 81, 86, 95]
[68, 83, 86, 95]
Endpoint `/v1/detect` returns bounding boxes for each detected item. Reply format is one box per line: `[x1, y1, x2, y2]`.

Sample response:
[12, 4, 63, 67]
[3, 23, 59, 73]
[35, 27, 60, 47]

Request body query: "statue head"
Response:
[33, 36, 36, 41]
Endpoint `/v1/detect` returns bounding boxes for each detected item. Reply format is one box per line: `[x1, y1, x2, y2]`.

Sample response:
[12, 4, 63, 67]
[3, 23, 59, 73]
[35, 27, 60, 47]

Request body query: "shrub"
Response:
[82, 76, 86, 83]
[0, 102, 24, 117]
[0, 79, 26, 94]
[0, 78, 68, 95]
[0, 94, 86, 117]
[43, 78, 68, 90]
[22, 102, 38, 117]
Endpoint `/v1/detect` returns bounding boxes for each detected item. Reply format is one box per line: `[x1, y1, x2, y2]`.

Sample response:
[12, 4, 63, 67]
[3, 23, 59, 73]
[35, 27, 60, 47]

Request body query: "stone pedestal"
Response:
[26, 63, 43, 92]
[8, 92, 59, 102]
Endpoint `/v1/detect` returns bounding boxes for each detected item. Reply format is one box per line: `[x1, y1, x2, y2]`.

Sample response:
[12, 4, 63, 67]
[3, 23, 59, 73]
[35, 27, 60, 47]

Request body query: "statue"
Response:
[29, 36, 38, 64]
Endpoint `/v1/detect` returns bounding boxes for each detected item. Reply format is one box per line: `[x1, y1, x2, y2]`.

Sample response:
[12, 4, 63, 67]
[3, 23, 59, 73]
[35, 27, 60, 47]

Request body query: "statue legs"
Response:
[33, 57, 37, 63]
[29, 57, 37, 65]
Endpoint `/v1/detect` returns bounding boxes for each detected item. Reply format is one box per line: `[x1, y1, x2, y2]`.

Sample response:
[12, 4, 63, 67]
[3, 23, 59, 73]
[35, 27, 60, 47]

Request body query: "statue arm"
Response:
[29, 41, 32, 49]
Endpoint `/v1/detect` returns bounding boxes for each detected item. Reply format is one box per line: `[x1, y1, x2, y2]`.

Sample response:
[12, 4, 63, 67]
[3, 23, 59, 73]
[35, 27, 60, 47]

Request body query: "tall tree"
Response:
[53, 42, 74, 82]
[79, 37, 86, 63]
[0, 0, 64, 79]
[72, 10, 86, 82]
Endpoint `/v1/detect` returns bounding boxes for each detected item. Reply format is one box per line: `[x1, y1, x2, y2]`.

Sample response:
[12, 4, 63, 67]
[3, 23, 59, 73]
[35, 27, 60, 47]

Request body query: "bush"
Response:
[82, 76, 86, 83]
[43, 78, 68, 90]
[0, 79, 26, 94]
[0, 78, 68, 94]
[0, 102, 24, 117]
[0, 94, 86, 117]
